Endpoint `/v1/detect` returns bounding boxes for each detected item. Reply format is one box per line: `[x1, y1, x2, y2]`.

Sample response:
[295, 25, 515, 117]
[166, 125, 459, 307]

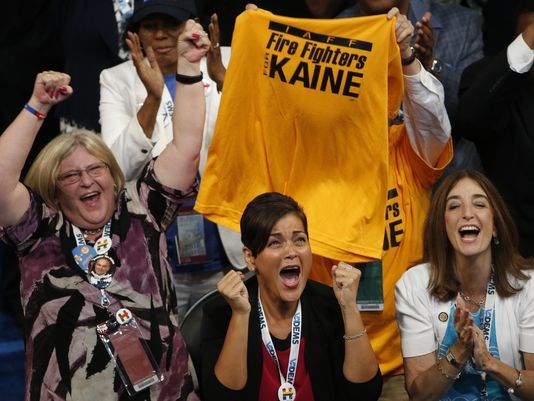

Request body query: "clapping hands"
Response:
[126, 31, 164, 99]
[454, 296, 475, 349]
[414, 12, 435, 70]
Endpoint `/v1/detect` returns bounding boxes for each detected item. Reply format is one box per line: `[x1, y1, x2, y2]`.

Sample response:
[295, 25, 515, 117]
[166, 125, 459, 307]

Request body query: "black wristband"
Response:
[175, 72, 203, 84]
[401, 47, 416, 66]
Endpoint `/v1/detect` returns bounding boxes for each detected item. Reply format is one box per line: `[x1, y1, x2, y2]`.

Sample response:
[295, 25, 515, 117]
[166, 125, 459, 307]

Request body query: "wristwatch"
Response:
[446, 350, 462, 369]
[429, 58, 443, 76]
[401, 46, 416, 66]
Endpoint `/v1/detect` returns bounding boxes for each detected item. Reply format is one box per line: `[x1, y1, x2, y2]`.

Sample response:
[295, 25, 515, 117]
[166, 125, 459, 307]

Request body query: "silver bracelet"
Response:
[436, 357, 461, 381]
[343, 328, 367, 341]
[507, 369, 523, 395]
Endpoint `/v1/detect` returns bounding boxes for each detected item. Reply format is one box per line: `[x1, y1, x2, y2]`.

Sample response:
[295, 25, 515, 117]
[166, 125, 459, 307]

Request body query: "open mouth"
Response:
[80, 192, 100, 207]
[279, 266, 301, 288]
[458, 225, 480, 239]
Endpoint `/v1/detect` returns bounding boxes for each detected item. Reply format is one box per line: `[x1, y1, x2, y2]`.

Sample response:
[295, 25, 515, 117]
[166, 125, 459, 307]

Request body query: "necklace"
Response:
[459, 291, 486, 307]
[81, 227, 103, 236]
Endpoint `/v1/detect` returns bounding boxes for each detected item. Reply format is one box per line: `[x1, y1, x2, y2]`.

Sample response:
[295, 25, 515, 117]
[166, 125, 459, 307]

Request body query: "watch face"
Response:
[432, 59, 443, 74]
[446, 351, 459, 367]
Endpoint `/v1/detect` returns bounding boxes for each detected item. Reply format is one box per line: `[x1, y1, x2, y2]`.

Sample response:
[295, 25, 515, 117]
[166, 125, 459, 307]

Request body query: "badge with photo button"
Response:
[72, 245, 98, 272]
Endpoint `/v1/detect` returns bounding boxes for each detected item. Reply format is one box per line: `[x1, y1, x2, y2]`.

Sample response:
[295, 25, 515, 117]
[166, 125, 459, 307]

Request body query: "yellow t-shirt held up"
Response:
[196, 9, 403, 261]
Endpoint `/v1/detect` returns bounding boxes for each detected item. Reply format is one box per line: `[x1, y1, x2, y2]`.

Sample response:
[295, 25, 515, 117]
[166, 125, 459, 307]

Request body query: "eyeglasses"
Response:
[58, 162, 109, 185]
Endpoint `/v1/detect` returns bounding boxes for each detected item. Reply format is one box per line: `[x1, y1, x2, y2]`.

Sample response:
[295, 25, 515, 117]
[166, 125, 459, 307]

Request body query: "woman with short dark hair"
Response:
[201, 192, 382, 401]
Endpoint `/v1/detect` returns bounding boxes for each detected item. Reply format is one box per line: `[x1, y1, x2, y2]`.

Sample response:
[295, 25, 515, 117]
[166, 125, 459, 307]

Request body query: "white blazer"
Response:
[99, 48, 244, 268]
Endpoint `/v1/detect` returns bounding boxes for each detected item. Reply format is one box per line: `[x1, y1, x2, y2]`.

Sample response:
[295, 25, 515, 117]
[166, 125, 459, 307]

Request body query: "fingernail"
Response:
[59, 87, 68, 94]
[191, 33, 200, 39]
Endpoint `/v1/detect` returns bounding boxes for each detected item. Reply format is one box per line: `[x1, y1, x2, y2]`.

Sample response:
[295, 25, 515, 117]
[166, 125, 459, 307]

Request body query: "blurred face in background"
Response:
[305, 0, 345, 18]
[516, 11, 534, 34]
[137, 14, 186, 74]
[357, 0, 408, 15]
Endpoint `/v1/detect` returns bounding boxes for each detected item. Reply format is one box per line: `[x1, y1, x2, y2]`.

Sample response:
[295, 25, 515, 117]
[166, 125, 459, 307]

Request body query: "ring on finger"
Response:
[213, 42, 220, 49]
[339, 262, 352, 270]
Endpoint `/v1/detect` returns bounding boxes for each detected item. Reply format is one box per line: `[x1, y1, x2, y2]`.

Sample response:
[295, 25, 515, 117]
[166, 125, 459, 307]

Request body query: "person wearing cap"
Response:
[100, 0, 207, 181]
[455, 0, 534, 260]
[99, 0, 244, 324]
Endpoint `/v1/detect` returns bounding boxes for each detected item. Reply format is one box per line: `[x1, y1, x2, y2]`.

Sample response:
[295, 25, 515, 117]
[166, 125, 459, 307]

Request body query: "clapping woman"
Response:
[396, 170, 534, 400]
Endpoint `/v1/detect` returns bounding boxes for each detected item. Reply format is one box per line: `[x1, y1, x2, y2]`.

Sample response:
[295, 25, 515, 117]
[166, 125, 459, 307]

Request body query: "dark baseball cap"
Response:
[130, 0, 197, 23]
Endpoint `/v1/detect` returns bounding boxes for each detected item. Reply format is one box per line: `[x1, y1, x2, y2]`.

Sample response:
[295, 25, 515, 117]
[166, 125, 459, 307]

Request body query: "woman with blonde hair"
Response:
[0, 19, 209, 401]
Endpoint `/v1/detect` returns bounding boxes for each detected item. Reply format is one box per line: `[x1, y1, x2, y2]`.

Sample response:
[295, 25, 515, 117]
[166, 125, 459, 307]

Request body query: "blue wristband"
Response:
[24, 103, 47, 119]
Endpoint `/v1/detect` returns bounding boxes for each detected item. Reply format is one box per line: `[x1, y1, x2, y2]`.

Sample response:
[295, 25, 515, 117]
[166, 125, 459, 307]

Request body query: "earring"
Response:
[493, 234, 500, 245]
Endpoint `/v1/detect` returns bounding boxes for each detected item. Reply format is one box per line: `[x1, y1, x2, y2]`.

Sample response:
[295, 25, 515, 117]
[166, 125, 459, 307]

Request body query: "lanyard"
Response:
[258, 291, 302, 400]
[72, 220, 113, 308]
[72, 220, 112, 250]
[463, 273, 495, 400]
[480, 273, 496, 399]
[480, 273, 496, 348]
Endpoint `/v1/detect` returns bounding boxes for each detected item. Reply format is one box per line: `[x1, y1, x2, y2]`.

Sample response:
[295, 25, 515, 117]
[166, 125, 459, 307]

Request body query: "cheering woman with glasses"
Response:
[56, 162, 109, 185]
[0, 19, 209, 401]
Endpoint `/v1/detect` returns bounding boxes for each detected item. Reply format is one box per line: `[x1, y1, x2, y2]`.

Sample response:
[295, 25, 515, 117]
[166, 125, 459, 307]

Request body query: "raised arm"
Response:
[214, 270, 251, 390]
[332, 262, 379, 383]
[402, 65, 451, 166]
[387, 7, 451, 167]
[0, 72, 72, 227]
[153, 19, 209, 191]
